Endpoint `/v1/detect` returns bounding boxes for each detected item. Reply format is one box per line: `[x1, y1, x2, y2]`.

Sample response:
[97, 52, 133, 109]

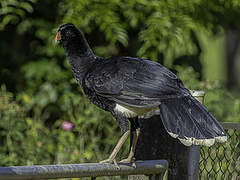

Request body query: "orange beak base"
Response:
[55, 31, 61, 41]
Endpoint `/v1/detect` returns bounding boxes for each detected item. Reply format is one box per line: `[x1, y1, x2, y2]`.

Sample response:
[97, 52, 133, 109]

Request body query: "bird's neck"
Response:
[68, 55, 95, 85]
[63, 34, 96, 85]
[63, 31, 94, 57]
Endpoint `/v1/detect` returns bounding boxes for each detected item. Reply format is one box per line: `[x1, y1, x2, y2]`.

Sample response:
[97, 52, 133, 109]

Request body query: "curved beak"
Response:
[55, 31, 61, 43]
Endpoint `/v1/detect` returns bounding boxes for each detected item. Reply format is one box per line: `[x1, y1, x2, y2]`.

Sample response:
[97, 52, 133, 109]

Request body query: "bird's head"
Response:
[55, 23, 93, 56]
[55, 23, 80, 44]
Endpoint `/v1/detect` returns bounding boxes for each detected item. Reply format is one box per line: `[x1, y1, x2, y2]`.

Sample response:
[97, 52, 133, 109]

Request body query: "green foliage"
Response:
[0, 84, 126, 166]
[0, 0, 37, 30]
[61, 0, 240, 65]
[61, 0, 128, 46]
[0, 85, 27, 165]
[61, 0, 199, 64]
[20, 60, 70, 114]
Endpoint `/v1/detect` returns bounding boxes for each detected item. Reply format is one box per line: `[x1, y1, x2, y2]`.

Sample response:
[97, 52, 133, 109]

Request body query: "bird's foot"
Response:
[99, 158, 120, 169]
[119, 157, 136, 168]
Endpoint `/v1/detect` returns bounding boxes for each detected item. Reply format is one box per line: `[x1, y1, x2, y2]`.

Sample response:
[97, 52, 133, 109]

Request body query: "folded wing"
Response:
[85, 57, 189, 107]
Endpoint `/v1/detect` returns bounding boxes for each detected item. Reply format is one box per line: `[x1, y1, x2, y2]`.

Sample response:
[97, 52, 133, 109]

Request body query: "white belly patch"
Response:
[114, 104, 159, 118]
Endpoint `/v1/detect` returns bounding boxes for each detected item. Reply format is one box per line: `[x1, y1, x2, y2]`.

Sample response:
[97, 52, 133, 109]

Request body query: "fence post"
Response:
[132, 90, 204, 180]
[188, 145, 200, 180]
[187, 91, 204, 180]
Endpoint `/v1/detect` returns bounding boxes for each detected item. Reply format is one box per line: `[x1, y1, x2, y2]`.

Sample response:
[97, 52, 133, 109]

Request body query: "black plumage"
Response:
[56, 23, 227, 164]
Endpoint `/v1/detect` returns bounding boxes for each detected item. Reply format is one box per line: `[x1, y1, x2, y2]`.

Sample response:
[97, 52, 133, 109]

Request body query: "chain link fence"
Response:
[199, 122, 240, 180]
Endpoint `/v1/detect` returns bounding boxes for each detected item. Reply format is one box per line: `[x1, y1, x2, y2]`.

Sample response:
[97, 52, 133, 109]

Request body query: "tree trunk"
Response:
[226, 28, 240, 89]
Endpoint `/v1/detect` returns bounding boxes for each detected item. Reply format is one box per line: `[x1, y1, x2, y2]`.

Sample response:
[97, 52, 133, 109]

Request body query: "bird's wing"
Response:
[85, 57, 189, 108]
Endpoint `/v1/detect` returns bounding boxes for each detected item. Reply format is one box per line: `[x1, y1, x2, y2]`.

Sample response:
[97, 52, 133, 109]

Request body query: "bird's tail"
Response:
[159, 95, 227, 146]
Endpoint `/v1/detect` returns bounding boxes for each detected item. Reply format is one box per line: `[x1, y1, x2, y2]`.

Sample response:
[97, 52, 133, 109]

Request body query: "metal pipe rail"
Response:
[221, 122, 240, 129]
[0, 160, 168, 180]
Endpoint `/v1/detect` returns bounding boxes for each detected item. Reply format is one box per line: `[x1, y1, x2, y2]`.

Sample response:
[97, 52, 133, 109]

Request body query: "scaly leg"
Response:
[100, 130, 129, 166]
[119, 128, 140, 166]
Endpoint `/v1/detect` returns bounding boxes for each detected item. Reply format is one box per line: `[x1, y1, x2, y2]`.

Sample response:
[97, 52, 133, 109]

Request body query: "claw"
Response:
[113, 159, 120, 169]
[119, 158, 131, 163]
[119, 157, 136, 168]
[99, 159, 111, 164]
[132, 162, 136, 168]
[99, 159, 120, 169]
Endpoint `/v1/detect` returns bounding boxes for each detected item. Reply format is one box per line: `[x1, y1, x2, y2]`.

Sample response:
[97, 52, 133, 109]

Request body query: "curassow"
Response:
[56, 23, 227, 166]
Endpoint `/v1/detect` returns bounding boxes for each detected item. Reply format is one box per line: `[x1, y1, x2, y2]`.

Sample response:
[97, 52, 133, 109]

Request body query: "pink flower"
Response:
[61, 121, 73, 131]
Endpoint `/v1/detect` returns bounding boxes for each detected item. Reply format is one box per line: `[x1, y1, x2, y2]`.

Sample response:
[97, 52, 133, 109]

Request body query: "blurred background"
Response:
[0, 0, 240, 167]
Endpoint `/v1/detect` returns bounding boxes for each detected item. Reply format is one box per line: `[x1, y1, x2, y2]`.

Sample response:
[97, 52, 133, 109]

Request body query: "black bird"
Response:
[56, 23, 227, 165]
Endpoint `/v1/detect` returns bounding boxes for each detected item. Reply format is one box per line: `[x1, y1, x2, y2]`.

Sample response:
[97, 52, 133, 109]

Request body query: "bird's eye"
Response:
[66, 31, 71, 36]
[65, 30, 75, 38]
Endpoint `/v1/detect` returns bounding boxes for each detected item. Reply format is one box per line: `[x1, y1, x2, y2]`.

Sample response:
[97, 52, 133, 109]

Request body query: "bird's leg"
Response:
[100, 130, 129, 166]
[119, 128, 140, 166]
[120, 118, 140, 166]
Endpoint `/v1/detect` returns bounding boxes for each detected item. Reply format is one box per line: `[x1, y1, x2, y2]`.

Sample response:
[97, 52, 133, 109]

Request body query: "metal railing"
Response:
[199, 122, 240, 180]
[0, 160, 168, 180]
